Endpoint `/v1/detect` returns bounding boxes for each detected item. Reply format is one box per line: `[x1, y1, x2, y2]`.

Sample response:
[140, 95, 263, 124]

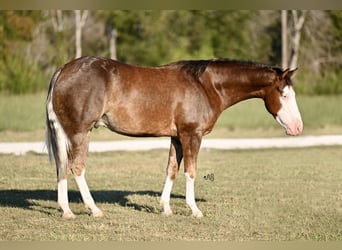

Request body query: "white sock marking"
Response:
[185, 173, 203, 217]
[74, 169, 103, 217]
[58, 179, 74, 218]
[160, 176, 174, 215]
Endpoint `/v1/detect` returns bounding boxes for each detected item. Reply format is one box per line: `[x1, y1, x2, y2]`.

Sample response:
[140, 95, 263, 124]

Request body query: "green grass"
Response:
[0, 92, 46, 132]
[1, 93, 342, 141]
[1, 146, 342, 241]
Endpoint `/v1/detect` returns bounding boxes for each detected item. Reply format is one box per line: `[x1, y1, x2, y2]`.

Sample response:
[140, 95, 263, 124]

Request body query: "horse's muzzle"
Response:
[285, 119, 303, 136]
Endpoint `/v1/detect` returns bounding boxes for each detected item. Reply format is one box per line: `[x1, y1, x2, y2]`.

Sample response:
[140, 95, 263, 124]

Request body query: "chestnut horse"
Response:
[46, 56, 303, 218]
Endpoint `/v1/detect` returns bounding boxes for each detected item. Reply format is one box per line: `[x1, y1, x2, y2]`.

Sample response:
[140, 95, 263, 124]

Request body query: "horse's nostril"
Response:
[296, 120, 303, 134]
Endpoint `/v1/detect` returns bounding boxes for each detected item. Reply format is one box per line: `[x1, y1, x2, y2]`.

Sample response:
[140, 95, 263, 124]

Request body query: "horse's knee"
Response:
[184, 167, 196, 179]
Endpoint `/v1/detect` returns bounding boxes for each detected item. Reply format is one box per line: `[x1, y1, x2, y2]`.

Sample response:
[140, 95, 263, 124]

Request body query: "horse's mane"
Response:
[169, 60, 211, 79]
[211, 58, 283, 73]
[168, 59, 283, 81]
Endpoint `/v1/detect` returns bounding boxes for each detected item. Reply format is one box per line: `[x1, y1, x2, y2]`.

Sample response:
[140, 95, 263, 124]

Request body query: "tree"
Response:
[0, 11, 46, 93]
[281, 10, 307, 70]
[289, 10, 307, 70]
[281, 10, 288, 69]
[50, 10, 64, 32]
[74, 10, 88, 58]
[106, 20, 117, 59]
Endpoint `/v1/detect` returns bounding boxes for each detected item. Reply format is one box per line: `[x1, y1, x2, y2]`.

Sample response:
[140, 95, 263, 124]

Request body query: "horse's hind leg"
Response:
[70, 132, 103, 217]
[74, 170, 103, 217]
[58, 179, 75, 219]
[160, 137, 183, 215]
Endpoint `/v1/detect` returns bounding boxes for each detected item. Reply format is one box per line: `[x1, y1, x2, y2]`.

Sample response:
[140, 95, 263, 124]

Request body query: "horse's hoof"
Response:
[161, 210, 173, 216]
[92, 210, 104, 218]
[62, 211, 76, 219]
[192, 210, 203, 218]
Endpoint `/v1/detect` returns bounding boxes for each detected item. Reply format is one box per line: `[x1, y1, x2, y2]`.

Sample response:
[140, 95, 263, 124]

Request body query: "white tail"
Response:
[45, 68, 71, 180]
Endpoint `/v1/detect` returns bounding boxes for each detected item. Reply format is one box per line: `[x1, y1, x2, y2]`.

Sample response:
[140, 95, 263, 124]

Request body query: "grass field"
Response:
[0, 93, 342, 141]
[1, 146, 342, 241]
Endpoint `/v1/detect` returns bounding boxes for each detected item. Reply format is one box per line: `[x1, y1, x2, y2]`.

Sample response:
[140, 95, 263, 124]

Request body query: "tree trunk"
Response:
[281, 10, 288, 69]
[74, 10, 88, 59]
[289, 10, 307, 70]
[50, 10, 64, 32]
[109, 28, 117, 60]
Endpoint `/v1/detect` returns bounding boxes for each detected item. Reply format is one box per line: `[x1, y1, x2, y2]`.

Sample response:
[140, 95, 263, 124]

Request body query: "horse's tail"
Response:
[45, 68, 71, 181]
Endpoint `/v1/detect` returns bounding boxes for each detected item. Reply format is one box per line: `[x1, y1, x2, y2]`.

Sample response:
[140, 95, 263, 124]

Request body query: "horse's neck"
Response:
[209, 67, 274, 111]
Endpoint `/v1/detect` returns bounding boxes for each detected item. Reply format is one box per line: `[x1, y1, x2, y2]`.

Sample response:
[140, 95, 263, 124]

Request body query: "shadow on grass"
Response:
[0, 189, 206, 216]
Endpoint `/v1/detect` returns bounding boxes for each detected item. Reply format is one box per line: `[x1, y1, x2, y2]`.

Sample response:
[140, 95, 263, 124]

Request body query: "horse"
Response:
[45, 56, 303, 218]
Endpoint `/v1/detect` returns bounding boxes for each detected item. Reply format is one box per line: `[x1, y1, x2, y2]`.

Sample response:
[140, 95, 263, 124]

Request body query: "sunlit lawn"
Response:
[1, 146, 342, 240]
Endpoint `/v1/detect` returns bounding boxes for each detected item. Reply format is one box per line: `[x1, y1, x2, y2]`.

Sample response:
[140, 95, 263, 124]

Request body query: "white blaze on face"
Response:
[276, 85, 303, 136]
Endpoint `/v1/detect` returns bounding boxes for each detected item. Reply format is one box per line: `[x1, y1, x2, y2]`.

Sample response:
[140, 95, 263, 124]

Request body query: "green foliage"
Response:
[328, 10, 342, 53]
[313, 70, 342, 95]
[295, 70, 342, 95]
[0, 11, 48, 93]
[1, 11, 37, 41]
[0, 10, 341, 94]
[104, 10, 262, 65]
[2, 55, 47, 94]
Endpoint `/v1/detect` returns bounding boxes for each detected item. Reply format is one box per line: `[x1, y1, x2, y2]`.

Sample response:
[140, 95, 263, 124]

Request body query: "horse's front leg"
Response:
[180, 133, 203, 218]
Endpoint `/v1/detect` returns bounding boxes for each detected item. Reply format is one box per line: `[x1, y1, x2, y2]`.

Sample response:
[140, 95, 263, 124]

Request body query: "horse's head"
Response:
[264, 68, 303, 136]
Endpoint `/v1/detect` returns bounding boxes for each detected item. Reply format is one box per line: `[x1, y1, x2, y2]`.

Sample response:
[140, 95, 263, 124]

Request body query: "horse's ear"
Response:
[281, 68, 290, 79]
[281, 68, 297, 79]
[288, 68, 298, 78]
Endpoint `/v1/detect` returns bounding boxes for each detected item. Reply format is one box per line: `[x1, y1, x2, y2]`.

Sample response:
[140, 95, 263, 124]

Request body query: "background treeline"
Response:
[0, 10, 341, 94]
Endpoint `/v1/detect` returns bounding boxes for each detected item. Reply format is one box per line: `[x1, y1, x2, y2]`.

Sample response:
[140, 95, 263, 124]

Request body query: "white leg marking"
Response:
[185, 173, 203, 218]
[160, 176, 174, 216]
[74, 169, 103, 217]
[58, 179, 75, 219]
